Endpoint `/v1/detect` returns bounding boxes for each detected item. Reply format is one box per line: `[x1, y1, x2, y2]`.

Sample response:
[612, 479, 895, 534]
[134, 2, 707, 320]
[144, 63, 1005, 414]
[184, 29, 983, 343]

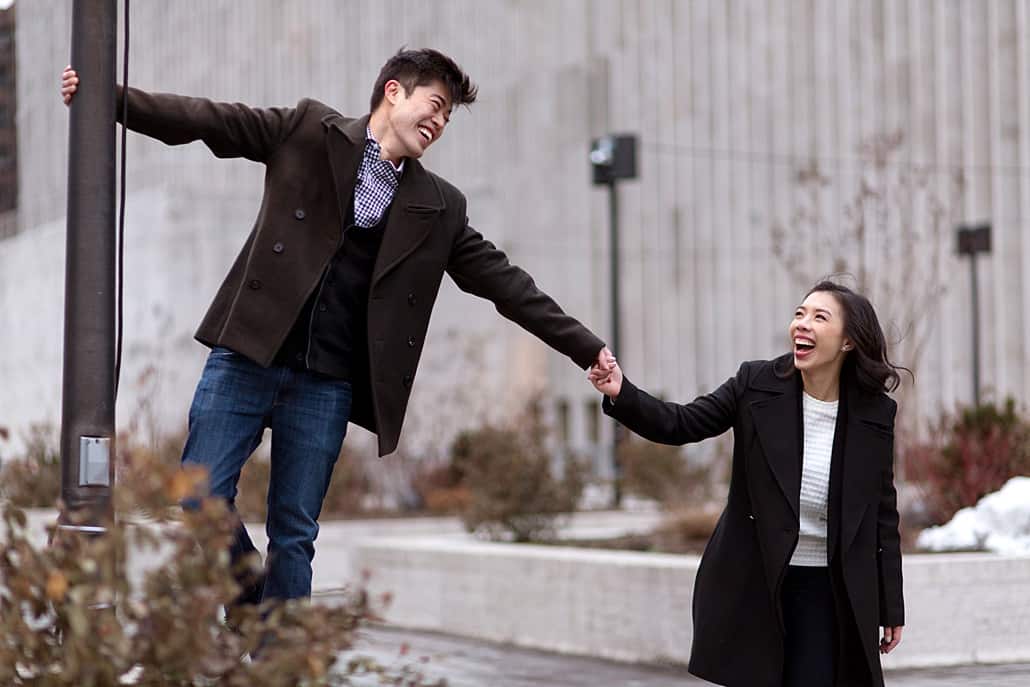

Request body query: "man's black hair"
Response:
[370, 48, 478, 112]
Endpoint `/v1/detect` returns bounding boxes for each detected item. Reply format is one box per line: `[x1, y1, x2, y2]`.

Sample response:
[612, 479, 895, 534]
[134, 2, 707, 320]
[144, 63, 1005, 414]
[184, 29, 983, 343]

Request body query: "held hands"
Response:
[880, 626, 903, 654]
[61, 66, 79, 106]
[587, 346, 622, 398]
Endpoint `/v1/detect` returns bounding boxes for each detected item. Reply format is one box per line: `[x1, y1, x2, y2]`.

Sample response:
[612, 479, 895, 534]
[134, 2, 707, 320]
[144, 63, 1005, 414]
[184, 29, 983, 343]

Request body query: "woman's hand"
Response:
[880, 625, 903, 654]
[587, 359, 623, 399]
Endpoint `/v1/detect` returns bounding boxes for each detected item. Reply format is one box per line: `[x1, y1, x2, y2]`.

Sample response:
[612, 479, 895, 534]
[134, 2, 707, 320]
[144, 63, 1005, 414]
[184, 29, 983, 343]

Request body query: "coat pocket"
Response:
[406, 204, 441, 215]
[859, 418, 894, 440]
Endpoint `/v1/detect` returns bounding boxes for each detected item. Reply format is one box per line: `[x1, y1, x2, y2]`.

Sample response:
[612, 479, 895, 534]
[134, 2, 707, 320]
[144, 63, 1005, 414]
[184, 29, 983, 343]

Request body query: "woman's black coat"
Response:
[603, 355, 904, 687]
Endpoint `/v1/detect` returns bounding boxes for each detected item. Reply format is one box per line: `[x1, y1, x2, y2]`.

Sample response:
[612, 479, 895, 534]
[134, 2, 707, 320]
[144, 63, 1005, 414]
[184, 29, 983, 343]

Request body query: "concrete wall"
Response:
[6, 1, 1030, 462]
[351, 537, 1030, 670]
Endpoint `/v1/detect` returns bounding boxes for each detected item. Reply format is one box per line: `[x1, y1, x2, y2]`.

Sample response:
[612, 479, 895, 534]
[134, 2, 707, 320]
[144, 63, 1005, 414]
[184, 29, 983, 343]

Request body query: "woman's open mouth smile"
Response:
[794, 336, 816, 360]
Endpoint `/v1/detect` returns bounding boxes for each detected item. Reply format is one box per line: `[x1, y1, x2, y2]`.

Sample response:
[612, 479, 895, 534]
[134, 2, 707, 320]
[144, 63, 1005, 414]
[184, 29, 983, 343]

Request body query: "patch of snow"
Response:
[916, 476, 1030, 554]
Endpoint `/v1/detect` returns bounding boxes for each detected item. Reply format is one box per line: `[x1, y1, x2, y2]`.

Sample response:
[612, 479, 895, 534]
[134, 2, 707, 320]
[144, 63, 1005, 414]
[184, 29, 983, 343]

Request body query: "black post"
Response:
[590, 134, 637, 508]
[969, 253, 981, 407]
[59, 0, 118, 530]
[607, 178, 622, 507]
[956, 223, 991, 409]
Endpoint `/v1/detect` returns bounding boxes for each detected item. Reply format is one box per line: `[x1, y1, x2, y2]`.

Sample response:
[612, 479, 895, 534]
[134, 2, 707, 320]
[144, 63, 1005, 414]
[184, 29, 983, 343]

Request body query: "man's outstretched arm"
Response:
[446, 216, 612, 372]
[61, 65, 302, 163]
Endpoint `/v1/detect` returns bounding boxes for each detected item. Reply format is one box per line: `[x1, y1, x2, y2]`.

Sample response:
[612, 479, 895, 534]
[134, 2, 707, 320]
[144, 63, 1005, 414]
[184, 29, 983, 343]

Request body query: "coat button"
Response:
[294, 209, 306, 220]
[402, 374, 413, 388]
[748, 514, 756, 521]
[272, 242, 284, 254]
[407, 336, 416, 348]
[318, 303, 327, 312]
[248, 279, 262, 290]
[407, 293, 417, 306]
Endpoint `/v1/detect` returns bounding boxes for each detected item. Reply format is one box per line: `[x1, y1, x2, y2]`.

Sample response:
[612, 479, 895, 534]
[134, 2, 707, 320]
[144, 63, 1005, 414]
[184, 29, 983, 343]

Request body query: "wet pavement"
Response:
[352, 626, 1030, 686]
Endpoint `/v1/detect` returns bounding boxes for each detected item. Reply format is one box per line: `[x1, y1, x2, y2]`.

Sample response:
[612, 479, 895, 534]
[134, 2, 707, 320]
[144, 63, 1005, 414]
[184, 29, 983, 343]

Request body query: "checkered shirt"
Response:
[353, 128, 403, 228]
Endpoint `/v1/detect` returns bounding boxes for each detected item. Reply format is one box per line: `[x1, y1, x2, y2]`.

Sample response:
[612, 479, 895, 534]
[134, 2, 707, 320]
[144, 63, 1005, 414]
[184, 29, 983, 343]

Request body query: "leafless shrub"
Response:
[652, 506, 722, 552]
[618, 438, 713, 506]
[904, 398, 1030, 525]
[0, 423, 61, 508]
[454, 399, 585, 543]
[0, 449, 443, 686]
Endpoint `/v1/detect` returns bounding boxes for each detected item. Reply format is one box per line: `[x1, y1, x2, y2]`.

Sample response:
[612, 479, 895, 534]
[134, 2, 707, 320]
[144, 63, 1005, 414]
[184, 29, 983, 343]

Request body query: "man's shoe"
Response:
[224, 572, 264, 633]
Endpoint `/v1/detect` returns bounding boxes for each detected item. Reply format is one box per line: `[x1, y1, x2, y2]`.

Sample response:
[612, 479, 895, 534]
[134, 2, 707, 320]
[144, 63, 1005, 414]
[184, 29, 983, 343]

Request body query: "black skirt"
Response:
[781, 565, 837, 687]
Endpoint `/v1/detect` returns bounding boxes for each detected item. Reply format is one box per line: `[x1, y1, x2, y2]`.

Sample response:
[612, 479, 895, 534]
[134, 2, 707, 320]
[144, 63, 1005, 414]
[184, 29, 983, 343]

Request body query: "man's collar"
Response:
[366, 126, 404, 174]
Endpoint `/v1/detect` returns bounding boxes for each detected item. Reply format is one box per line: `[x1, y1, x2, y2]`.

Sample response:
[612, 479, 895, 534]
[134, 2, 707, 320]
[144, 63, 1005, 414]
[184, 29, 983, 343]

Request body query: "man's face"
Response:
[384, 79, 452, 159]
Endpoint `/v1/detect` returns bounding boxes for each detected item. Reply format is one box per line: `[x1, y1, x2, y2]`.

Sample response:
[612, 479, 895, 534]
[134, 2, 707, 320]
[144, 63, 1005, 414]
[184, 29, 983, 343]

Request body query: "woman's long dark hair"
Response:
[778, 280, 912, 394]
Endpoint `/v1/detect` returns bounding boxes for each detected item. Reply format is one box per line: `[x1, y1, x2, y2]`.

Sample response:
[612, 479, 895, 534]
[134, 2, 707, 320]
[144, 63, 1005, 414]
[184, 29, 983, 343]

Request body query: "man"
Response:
[61, 49, 613, 607]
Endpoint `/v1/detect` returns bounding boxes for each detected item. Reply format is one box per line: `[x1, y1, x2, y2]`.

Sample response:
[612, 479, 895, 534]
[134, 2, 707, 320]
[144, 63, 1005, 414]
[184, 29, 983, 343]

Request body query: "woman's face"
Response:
[789, 291, 851, 373]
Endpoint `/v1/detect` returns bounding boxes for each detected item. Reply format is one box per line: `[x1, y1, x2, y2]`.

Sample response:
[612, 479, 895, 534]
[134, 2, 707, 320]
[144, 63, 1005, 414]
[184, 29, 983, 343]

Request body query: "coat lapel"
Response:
[748, 362, 802, 519]
[837, 380, 895, 557]
[323, 113, 368, 232]
[826, 388, 849, 561]
[372, 160, 445, 285]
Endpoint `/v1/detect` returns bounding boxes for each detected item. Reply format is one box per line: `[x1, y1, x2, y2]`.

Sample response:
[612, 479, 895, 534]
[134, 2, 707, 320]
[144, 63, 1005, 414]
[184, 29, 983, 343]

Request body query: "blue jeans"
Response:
[181, 347, 352, 601]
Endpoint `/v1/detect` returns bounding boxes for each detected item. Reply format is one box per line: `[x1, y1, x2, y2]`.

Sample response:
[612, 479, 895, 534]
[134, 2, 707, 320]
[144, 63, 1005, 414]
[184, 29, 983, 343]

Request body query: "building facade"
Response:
[4, 1, 1030, 469]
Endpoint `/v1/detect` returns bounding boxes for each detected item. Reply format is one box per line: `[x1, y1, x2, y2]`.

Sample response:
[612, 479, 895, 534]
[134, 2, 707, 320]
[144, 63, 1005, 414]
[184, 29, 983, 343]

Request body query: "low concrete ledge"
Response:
[351, 538, 1030, 670]
[895, 553, 1030, 668]
[350, 538, 697, 665]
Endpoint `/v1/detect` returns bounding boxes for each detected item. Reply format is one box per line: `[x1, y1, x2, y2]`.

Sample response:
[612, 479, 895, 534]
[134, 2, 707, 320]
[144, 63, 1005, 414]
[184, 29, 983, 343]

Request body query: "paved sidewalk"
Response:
[352, 626, 1030, 687]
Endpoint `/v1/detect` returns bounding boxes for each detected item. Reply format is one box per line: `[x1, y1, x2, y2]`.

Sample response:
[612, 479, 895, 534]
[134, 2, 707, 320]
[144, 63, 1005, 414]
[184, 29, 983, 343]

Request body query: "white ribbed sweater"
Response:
[790, 392, 839, 567]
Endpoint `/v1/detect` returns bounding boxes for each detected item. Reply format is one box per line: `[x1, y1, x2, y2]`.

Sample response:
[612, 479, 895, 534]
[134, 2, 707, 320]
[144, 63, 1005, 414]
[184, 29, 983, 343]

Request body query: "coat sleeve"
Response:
[600, 363, 746, 445]
[115, 85, 305, 163]
[445, 214, 605, 370]
[877, 399, 905, 627]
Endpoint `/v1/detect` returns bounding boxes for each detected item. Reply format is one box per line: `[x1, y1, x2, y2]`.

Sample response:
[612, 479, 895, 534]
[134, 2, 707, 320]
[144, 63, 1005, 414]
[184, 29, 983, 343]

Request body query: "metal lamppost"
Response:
[58, 0, 119, 535]
[589, 133, 637, 507]
[956, 223, 992, 408]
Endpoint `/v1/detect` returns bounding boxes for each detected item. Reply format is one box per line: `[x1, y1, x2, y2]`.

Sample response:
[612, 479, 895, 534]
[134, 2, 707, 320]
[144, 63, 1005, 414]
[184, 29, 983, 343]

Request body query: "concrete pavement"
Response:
[352, 626, 1030, 686]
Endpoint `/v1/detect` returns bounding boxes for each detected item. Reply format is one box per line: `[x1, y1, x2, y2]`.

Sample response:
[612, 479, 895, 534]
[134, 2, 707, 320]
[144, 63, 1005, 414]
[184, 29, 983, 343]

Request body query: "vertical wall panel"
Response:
[710, 0, 732, 378]
[1020, 1, 1030, 406]
[671, 1, 697, 395]
[935, 1, 960, 411]
[689, 0, 715, 391]
[728, 0, 752, 359]
[653, 0, 678, 394]
[766, 0, 789, 359]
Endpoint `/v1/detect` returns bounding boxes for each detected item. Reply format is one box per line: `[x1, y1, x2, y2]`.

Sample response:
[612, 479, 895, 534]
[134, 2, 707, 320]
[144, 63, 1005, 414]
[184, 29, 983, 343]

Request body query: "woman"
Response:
[589, 281, 905, 687]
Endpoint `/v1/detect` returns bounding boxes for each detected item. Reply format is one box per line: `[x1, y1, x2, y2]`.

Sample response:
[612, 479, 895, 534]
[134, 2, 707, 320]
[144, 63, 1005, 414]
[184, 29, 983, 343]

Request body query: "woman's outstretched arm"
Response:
[588, 361, 746, 445]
